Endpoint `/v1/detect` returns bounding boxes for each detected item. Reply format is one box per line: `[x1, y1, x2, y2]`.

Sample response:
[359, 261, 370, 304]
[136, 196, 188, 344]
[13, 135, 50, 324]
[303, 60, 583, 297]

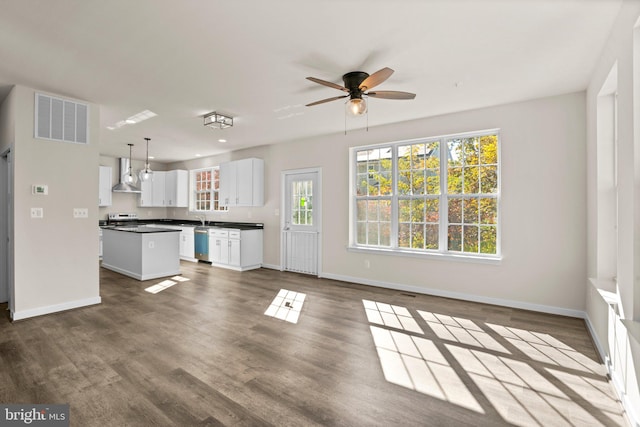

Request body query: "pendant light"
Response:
[112, 143, 141, 192]
[123, 143, 137, 185]
[139, 137, 153, 182]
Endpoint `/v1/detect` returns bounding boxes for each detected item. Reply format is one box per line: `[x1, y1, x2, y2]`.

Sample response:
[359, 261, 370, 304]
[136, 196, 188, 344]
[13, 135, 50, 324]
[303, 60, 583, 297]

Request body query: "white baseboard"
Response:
[320, 272, 585, 318]
[12, 296, 101, 321]
[261, 263, 281, 270]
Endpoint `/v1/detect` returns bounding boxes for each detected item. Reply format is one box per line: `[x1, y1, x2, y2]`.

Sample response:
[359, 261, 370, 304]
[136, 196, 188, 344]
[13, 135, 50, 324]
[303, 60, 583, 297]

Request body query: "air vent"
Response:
[35, 93, 88, 144]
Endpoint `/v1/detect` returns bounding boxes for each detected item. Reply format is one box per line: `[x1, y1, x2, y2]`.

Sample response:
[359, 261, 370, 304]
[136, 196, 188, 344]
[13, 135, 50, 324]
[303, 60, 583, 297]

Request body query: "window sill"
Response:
[347, 246, 502, 265]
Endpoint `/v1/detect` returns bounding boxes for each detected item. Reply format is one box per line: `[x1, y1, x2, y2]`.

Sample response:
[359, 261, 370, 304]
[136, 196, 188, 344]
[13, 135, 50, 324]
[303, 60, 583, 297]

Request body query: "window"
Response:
[190, 167, 227, 212]
[352, 131, 499, 259]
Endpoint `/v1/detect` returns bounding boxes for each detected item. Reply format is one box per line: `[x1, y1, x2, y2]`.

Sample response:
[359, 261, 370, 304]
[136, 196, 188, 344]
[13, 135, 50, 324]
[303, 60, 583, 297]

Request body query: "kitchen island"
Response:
[101, 226, 181, 280]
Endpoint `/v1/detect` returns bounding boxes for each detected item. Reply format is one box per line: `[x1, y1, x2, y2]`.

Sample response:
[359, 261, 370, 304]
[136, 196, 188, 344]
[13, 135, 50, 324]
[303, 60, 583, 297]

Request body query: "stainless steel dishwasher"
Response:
[194, 227, 209, 261]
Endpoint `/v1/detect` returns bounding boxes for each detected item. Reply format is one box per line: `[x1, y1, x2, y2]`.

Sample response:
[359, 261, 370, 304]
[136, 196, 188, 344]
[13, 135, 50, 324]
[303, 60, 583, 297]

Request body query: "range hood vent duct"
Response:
[112, 158, 141, 193]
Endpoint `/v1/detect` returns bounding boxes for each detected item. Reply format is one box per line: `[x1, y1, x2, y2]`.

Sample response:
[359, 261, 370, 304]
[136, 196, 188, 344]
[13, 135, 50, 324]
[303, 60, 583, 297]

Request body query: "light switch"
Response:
[73, 208, 88, 218]
[30, 207, 43, 219]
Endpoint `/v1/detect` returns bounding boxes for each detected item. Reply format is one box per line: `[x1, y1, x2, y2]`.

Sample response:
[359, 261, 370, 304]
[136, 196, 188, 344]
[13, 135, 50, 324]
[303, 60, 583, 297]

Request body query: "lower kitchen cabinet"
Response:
[208, 228, 262, 271]
[149, 224, 196, 262]
[180, 227, 195, 261]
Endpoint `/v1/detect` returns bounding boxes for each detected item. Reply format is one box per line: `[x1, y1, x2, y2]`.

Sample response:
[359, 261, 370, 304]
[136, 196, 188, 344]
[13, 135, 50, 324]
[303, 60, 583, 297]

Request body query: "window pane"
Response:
[399, 199, 411, 223]
[411, 224, 424, 249]
[357, 222, 366, 245]
[479, 135, 498, 164]
[398, 223, 410, 248]
[425, 224, 439, 249]
[463, 198, 478, 224]
[480, 226, 497, 254]
[356, 200, 367, 221]
[463, 166, 479, 194]
[411, 199, 424, 222]
[367, 201, 379, 222]
[380, 222, 391, 247]
[379, 200, 391, 222]
[448, 198, 462, 223]
[463, 138, 479, 165]
[480, 165, 498, 194]
[448, 225, 462, 251]
[368, 223, 379, 246]
[463, 225, 479, 253]
[479, 198, 497, 224]
[425, 199, 439, 223]
[426, 168, 440, 195]
[448, 167, 462, 194]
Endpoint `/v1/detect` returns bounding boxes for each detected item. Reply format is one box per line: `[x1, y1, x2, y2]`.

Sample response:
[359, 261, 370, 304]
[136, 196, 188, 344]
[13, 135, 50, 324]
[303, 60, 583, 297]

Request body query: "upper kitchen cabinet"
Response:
[152, 171, 167, 206]
[139, 170, 188, 208]
[165, 170, 188, 207]
[220, 158, 264, 207]
[98, 166, 112, 207]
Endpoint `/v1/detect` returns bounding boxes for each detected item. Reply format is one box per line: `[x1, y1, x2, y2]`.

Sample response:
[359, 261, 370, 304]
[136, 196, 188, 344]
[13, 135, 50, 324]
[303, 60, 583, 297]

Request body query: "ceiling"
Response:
[0, 0, 623, 163]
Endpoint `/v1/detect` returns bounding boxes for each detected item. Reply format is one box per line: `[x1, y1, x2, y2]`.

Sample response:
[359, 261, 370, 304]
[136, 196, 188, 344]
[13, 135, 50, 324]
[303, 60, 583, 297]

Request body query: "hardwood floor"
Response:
[0, 262, 629, 426]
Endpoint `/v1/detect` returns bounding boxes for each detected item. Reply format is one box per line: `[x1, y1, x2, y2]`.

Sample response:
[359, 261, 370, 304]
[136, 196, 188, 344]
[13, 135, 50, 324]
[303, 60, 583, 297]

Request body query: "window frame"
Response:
[349, 130, 501, 262]
[189, 166, 227, 213]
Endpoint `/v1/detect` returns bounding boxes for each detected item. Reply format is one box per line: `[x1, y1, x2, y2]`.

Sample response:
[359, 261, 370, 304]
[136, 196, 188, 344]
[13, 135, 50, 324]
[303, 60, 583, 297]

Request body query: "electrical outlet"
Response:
[364, 259, 370, 268]
[148, 241, 155, 249]
[30, 207, 43, 219]
[73, 208, 88, 218]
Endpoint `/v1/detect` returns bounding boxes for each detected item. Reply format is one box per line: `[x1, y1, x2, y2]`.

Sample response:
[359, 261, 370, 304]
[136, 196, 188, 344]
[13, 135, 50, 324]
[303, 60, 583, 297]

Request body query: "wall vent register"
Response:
[35, 92, 88, 144]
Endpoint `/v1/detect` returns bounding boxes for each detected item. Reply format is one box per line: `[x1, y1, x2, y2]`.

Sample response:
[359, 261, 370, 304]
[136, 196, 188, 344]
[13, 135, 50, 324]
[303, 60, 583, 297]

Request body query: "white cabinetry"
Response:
[179, 226, 195, 261]
[151, 171, 166, 206]
[220, 158, 264, 207]
[165, 170, 188, 207]
[208, 228, 262, 271]
[98, 166, 112, 207]
[139, 170, 188, 207]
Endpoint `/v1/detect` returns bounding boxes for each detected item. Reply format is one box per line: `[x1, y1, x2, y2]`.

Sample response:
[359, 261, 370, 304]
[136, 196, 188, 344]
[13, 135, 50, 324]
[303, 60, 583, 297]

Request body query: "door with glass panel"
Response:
[282, 170, 321, 275]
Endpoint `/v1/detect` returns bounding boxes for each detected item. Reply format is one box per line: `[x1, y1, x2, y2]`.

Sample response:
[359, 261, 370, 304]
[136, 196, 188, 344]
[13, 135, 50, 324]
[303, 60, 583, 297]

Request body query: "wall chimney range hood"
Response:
[112, 158, 141, 193]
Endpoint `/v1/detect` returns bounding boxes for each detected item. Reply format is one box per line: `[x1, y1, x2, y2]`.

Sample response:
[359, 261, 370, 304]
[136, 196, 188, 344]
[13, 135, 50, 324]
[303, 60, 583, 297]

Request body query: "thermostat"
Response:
[32, 184, 48, 195]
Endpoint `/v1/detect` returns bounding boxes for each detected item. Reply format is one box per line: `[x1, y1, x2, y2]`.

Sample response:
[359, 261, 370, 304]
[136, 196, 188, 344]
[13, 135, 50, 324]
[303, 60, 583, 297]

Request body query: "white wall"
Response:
[7, 85, 101, 319]
[586, 1, 640, 425]
[169, 91, 587, 316]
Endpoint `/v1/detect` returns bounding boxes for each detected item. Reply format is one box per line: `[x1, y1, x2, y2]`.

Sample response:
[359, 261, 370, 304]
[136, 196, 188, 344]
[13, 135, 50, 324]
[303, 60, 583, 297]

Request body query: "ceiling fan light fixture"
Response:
[204, 112, 233, 129]
[346, 98, 367, 116]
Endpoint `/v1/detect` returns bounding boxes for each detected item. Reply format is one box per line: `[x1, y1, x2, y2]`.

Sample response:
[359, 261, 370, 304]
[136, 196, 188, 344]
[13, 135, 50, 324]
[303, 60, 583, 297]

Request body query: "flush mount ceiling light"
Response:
[107, 110, 157, 130]
[139, 137, 153, 182]
[204, 112, 233, 129]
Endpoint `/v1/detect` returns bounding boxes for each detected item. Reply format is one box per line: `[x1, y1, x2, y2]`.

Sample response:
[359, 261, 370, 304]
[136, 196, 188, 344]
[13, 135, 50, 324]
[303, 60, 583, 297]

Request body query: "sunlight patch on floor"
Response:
[486, 323, 603, 375]
[264, 289, 306, 324]
[418, 310, 509, 353]
[145, 279, 177, 294]
[171, 276, 190, 282]
[363, 299, 424, 334]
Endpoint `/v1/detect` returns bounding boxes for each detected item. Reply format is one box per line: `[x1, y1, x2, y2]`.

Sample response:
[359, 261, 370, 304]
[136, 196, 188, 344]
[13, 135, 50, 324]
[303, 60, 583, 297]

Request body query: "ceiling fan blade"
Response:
[306, 77, 348, 92]
[359, 67, 394, 91]
[367, 90, 416, 100]
[306, 95, 348, 107]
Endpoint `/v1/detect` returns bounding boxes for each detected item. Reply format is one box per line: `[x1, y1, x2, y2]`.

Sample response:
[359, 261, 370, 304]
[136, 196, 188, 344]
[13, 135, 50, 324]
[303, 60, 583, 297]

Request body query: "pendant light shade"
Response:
[139, 137, 153, 182]
[123, 143, 137, 185]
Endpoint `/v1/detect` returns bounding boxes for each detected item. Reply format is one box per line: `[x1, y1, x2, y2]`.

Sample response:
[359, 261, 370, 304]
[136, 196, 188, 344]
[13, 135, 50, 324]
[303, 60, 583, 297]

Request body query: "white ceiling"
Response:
[0, 0, 622, 163]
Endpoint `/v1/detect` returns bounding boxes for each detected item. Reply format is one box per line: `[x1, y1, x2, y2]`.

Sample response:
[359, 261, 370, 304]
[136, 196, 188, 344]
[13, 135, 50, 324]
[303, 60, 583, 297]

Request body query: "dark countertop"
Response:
[106, 226, 181, 234]
[101, 218, 264, 230]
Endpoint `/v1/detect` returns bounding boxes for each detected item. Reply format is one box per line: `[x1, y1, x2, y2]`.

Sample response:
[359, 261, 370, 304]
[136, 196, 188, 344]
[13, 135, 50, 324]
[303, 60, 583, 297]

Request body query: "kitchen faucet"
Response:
[195, 215, 205, 226]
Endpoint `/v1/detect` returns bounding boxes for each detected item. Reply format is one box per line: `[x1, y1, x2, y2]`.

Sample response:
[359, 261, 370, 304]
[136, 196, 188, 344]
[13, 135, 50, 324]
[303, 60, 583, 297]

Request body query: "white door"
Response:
[282, 169, 321, 275]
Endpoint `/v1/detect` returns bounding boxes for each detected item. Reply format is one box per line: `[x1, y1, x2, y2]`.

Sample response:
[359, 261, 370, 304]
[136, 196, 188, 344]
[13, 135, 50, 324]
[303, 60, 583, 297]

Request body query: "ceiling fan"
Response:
[306, 67, 416, 116]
